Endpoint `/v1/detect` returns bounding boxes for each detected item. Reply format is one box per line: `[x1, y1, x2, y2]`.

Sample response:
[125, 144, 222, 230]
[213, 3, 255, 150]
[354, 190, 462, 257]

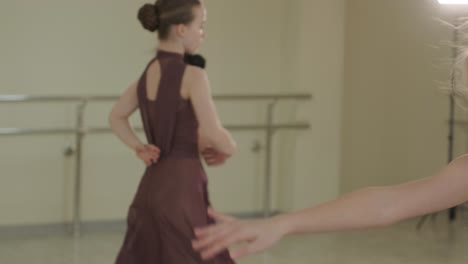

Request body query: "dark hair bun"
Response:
[138, 4, 160, 32]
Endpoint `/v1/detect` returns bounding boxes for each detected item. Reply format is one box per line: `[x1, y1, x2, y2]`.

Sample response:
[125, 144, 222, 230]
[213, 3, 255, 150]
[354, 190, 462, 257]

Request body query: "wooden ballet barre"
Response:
[453, 120, 468, 126]
[0, 128, 77, 136]
[0, 123, 310, 136]
[0, 92, 312, 238]
[87, 123, 310, 134]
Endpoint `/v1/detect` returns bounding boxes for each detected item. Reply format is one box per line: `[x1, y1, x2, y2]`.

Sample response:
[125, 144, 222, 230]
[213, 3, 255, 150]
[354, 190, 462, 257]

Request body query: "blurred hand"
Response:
[135, 144, 160, 167]
[201, 147, 230, 166]
[192, 208, 287, 260]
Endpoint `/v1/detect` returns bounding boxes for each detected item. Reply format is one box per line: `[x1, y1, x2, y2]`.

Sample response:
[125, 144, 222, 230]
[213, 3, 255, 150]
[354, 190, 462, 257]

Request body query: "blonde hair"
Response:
[436, 17, 468, 108]
[451, 50, 468, 107]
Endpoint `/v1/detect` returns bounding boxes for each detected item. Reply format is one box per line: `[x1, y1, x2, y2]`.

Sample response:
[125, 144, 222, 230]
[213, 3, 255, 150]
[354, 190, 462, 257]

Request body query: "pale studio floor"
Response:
[1, 215, 468, 264]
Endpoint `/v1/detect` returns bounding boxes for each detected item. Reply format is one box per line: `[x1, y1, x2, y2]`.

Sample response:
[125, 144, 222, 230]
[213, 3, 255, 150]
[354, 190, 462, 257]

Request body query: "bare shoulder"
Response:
[181, 65, 209, 99]
[184, 65, 208, 83]
[147, 60, 161, 74]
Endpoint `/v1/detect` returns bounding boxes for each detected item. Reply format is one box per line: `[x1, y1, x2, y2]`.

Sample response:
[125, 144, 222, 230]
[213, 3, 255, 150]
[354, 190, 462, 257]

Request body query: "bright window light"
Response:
[438, 0, 468, 4]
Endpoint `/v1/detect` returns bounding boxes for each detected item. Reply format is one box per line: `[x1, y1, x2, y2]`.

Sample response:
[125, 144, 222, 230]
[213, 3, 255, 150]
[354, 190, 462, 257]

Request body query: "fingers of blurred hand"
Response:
[150, 153, 159, 162]
[202, 155, 213, 161]
[208, 208, 235, 222]
[200, 228, 252, 260]
[138, 153, 158, 166]
[202, 147, 219, 157]
[137, 145, 159, 158]
[202, 151, 216, 158]
[205, 158, 218, 165]
[141, 149, 159, 162]
[205, 155, 227, 166]
[146, 144, 160, 153]
[192, 222, 237, 251]
[194, 222, 223, 239]
[201, 148, 212, 153]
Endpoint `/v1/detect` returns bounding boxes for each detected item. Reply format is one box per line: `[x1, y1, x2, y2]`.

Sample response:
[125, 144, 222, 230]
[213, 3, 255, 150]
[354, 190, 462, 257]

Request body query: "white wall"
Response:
[0, 0, 158, 226]
[276, 0, 345, 211]
[0, 0, 302, 226]
[8, 0, 447, 228]
[340, 0, 457, 192]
